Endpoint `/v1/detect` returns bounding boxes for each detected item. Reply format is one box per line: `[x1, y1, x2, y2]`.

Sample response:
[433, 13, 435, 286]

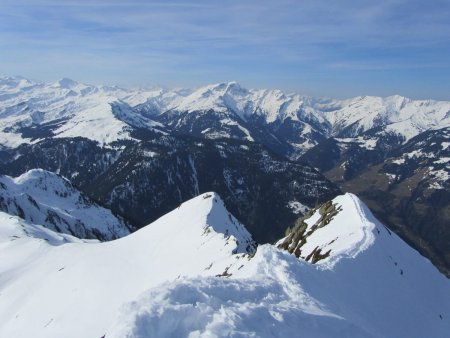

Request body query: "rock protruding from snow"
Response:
[0, 169, 130, 240]
[129, 191, 257, 258]
[278, 193, 382, 268]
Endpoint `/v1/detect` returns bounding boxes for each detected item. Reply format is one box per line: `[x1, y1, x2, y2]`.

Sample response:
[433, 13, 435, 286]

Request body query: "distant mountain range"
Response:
[1, 76, 449, 156]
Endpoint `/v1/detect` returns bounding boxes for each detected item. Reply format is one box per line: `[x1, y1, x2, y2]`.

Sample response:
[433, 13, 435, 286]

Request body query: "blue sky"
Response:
[1, 0, 449, 99]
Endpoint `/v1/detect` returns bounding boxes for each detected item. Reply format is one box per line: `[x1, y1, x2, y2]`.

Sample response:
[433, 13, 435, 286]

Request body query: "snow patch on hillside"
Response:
[287, 200, 309, 214]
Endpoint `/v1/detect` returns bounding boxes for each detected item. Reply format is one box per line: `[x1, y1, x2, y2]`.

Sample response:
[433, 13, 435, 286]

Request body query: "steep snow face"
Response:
[0, 192, 256, 338]
[0, 169, 129, 240]
[109, 194, 450, 338]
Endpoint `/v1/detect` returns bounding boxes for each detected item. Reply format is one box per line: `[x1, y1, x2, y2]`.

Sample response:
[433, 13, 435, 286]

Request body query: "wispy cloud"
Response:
[0, 0, 449, 99]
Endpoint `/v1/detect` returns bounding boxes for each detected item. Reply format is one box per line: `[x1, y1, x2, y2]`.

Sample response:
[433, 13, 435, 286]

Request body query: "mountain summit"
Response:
[0, 192, 255, 338]
[0, 192, 449, 337]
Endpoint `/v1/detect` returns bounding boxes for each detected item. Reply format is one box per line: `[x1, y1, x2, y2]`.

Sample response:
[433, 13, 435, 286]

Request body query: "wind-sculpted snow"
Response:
[0, 191, 449, 338]
[107, 249, 369, 338]
[110, 195, 450, 338]
[0, 169, 130, 240]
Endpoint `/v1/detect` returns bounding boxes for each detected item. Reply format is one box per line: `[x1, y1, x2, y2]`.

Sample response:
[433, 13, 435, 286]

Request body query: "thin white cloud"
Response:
[0, 0, 449, 98]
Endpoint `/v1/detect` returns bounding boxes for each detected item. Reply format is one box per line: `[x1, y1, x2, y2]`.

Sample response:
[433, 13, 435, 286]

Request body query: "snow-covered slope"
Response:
[0, 192, 256, 338]
[109, 193, 450, 338]
[386, 127, 450, 190]
[0, 76, 167, 147]
[0, 169, 130, 240]
[1, 192, 449, 337]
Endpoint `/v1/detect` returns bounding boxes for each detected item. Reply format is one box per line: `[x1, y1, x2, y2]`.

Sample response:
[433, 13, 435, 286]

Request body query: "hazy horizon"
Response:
[3, 73, 450, 102]
[1, 0, 449, 100]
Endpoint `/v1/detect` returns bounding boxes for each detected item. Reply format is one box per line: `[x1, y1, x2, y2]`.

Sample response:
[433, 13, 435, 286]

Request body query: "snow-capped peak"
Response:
[132, 191, 256, 256]
[1, 75, 450, 153]
[0, 192, 255, 338]
[173, 81, 249, 115]
[0, 75, 35, 87]
[199, 81, 245, 94]
[0, 76, 170, 147]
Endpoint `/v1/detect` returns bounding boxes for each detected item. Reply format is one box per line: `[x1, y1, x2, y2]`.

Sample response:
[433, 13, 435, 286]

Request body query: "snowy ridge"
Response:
[166, 81, 314, 124]
[107, 248, 361, 338]
[278, 193, 377, 268]
[0, 169, 130, 240]
[143, 83, 450, 140]
[324, 94, 450, 142]
[1, 191, 449, 337]
[0, 212, 89, 246]
[110, 194, 450, 337]
[0, 192, 255, 338]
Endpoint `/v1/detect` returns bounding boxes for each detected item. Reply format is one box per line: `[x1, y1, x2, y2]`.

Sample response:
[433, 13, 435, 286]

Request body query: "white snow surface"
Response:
[109, 193, 450, 338]
[1, 191, 449, 337]
[0, 76, 165, 147]
[0, 192, 255, 338]
[2, 76, 450, 149]
[0, 169, 129, 240]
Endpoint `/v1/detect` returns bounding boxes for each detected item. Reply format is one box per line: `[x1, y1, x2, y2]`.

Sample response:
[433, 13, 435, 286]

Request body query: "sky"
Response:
[0, 0, 449, 99]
